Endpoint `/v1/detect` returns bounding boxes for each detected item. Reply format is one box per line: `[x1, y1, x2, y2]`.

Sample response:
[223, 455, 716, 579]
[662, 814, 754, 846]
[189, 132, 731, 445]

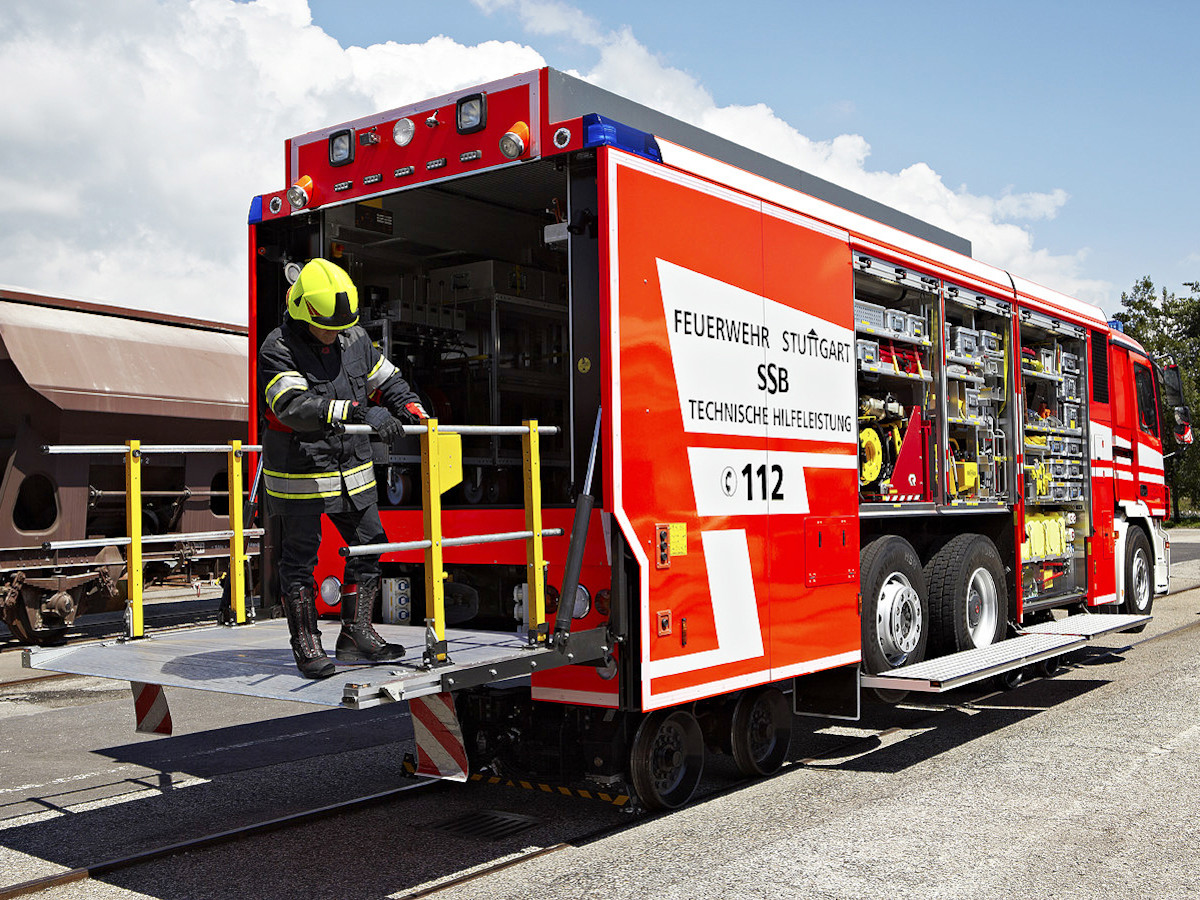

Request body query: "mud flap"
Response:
[408, 691, 468, 782]
[130, 681, 173, 735]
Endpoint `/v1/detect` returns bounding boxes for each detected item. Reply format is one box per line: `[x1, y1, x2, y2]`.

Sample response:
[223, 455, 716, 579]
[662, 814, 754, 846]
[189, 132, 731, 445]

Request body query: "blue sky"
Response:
[0, 0, 1194, 322]
[311, 0, 1200, 311]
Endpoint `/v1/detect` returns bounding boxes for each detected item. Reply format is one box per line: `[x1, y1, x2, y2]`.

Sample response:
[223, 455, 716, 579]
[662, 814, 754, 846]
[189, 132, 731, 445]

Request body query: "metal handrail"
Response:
[341, 418, 557, 665]
[340, 424, 559, 437]
[38, 439, 254, 638]
[341, 528, 564, 557]
[43, 443, 262, 455]
[42, 530, 265, 552]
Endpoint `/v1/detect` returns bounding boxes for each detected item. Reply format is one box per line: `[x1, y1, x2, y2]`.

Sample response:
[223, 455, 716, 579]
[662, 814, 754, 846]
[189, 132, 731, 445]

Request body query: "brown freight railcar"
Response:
[0, 287, 248, 643]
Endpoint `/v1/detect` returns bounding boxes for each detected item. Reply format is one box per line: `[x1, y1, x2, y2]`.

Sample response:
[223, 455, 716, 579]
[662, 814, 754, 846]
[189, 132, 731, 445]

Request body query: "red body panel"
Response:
[603, 149, 859, 711]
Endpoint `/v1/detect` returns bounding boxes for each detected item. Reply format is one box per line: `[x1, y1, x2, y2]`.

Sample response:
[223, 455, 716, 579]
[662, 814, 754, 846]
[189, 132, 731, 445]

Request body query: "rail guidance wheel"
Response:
[630, 709, 705, 810]
[730, 687, 791, 777]
[1119, 526, 1152, 632]
[925, 533, 1007, 654]
[860, 535, 928, 674]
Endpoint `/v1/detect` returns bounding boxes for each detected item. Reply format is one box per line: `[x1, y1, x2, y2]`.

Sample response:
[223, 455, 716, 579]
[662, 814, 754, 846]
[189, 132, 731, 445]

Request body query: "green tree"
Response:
[1113, 277, 1200, 519]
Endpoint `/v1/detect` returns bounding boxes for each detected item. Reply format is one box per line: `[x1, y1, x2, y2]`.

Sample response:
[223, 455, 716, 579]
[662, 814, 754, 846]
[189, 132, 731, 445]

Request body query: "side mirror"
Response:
[1174, 406, 1193, 448]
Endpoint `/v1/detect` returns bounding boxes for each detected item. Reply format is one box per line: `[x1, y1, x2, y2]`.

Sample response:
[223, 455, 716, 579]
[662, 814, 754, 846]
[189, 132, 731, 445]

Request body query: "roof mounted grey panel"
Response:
[546, 69, 971, 257]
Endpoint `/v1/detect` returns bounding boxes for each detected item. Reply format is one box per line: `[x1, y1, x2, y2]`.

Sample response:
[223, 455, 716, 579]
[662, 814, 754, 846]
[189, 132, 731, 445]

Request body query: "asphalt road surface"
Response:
[1, 535, 1199, 900]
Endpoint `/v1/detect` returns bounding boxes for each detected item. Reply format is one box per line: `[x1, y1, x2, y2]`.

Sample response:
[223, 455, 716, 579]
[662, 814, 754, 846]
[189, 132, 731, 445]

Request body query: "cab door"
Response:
[1132, 359, 1167, 515]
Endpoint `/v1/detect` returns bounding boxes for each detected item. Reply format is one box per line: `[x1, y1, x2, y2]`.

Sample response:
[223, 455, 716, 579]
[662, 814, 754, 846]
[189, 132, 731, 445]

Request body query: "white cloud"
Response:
[0, 0, 1113, 324]
[0, 0, 543, 323]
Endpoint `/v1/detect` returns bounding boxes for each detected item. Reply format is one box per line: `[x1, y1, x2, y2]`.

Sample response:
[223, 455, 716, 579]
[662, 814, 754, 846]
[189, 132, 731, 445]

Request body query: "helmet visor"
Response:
[308, 290, 358, 330]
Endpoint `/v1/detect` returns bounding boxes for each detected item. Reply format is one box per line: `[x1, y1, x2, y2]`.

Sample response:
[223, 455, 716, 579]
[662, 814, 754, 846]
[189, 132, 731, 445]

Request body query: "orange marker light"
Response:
[499, 121, 530, 159]
[286, 175, 314, 210]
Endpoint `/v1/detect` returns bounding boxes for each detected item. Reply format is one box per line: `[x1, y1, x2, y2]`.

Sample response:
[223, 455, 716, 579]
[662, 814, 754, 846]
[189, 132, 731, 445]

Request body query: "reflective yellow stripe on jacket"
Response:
[265, 370, 309, 413]
[366, 356, 398, 392]
[263, 462, 376, 500]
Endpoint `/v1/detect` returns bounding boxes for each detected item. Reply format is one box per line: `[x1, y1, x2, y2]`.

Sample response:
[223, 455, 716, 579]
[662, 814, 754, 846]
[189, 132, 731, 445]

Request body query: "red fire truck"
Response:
[29, 68, 1192, 810]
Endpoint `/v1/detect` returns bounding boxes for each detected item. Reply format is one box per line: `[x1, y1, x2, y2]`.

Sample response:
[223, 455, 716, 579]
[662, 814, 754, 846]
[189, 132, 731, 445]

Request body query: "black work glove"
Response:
[363, 405, 403, 440]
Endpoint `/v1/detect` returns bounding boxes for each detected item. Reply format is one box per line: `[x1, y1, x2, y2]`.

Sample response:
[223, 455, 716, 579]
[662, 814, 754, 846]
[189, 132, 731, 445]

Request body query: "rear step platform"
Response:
[860, 612, 1150, 693]
[23, 620, 583, 710]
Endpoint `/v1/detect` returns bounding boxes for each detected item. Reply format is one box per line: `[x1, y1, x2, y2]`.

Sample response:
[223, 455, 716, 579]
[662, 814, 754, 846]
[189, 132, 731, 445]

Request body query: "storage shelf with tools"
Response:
[1018, 307, 1090, 613]
[854, 255, 937, 505]
[941, 284, 1015, 507]
[858, 361, 932, 383]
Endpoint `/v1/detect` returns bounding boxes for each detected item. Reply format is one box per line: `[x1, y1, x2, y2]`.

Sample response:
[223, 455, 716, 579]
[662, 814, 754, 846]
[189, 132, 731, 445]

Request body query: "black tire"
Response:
[995, 666, 1026, 691]
[730, 687, 791, 777]
[629, 709, 705, 810]
[1119, 526, 1152, 632]
[925, 533, 1008, 655]
[860, 535, 928, 674]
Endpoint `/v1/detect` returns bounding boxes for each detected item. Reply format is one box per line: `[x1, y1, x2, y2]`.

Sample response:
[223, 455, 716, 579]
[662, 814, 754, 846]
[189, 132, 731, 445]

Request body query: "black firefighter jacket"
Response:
[258, 319, 419, 515]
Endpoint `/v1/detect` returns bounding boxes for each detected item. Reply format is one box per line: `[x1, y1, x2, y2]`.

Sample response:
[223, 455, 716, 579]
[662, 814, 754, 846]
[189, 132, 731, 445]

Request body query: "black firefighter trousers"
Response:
[275, 503, 388, 597]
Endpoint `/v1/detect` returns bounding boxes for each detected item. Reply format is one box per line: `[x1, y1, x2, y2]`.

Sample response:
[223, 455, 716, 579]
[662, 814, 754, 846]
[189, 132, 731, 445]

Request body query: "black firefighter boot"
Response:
[336, 579, 404, 662]
[282, 585, 336, 679]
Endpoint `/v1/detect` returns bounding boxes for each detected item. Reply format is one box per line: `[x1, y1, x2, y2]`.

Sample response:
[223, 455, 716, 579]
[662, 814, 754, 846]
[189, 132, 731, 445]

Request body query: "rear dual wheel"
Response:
[926, 534, 1008, 654]
[861, 536, 928, 674]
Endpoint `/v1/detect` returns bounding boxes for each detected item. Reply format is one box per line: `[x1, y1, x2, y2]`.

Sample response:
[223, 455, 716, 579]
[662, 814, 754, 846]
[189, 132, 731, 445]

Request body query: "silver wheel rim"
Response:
[1132, 547, 1151, 611]
[875, 572, 922, 666]
[965, 566, 1000, 648]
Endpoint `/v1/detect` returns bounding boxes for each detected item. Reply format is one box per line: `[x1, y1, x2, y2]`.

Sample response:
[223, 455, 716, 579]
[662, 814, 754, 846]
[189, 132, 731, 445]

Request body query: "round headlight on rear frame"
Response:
[393, 117, 415, 146]
[319, 576, 342, 607]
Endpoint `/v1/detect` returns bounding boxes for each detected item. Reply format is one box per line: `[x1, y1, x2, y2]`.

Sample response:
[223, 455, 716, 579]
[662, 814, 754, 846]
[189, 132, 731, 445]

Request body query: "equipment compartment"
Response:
[1018, 310, 1090, 613]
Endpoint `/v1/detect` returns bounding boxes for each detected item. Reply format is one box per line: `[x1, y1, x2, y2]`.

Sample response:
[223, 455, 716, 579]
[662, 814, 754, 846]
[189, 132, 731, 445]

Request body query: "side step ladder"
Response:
[860, 613, 1149, 693]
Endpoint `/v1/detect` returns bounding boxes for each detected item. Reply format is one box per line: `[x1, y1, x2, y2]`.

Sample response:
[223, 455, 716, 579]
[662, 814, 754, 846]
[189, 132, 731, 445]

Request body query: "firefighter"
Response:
[258, 258, 427, 679]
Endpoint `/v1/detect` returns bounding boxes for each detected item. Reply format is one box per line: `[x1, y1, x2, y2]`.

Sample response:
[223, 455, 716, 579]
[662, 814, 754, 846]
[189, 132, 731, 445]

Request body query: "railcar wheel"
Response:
[730, 687, 791, 777]
[925, 534, 1007, 654]
[630, 709, 705, 810]
[1119, 527, 1152, 632]
[5, 601, 67, 646]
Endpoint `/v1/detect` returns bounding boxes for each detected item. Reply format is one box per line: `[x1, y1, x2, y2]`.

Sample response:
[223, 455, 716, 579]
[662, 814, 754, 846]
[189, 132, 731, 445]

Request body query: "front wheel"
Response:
[860, 536, 928, 676]
[1119, 526, 1152, 632]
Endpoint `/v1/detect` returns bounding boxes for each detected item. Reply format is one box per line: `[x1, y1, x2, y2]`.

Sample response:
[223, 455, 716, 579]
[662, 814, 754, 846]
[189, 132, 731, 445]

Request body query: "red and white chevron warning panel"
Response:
[130, 681, 172, 735]
[409, 692, 468, 782]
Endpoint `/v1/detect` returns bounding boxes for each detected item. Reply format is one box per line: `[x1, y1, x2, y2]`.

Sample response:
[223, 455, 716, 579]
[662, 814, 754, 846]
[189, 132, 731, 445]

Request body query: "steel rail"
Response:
[0, 780, 436, 900]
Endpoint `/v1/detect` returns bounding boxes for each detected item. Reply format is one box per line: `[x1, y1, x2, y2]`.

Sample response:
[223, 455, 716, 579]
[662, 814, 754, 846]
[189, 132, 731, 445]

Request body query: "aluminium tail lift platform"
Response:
[23, 620, 603, 710]
[860, 612, 1149, 693]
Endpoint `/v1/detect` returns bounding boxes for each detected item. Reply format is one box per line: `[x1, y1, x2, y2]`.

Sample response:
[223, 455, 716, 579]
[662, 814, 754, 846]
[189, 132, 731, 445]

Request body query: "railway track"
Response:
[1, 615, 1195, 900]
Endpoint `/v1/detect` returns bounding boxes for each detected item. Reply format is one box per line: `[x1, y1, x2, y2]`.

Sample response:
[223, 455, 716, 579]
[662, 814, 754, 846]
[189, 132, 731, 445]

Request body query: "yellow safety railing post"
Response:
[421, 419, 448, 663]
[125, 440, 144, 639]
[227, 440, 247, 624]
[522, 420, 547, 644]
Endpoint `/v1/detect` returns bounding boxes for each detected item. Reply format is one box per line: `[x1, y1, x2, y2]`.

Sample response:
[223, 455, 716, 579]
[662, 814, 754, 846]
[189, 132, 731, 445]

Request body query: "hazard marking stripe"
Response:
[130, 681, 172, 735]
[468, 773, 630, 807]
[409, 692, 468, 781]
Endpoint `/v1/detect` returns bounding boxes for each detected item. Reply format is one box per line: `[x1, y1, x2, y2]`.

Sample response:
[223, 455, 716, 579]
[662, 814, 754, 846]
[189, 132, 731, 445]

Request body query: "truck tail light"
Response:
[287, 175, 314, 210]
[499, 121, 529, 159]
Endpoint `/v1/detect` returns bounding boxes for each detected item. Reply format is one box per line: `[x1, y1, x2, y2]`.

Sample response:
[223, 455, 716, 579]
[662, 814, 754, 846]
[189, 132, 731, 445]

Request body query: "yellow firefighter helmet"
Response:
[286, 259, 359, 330]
